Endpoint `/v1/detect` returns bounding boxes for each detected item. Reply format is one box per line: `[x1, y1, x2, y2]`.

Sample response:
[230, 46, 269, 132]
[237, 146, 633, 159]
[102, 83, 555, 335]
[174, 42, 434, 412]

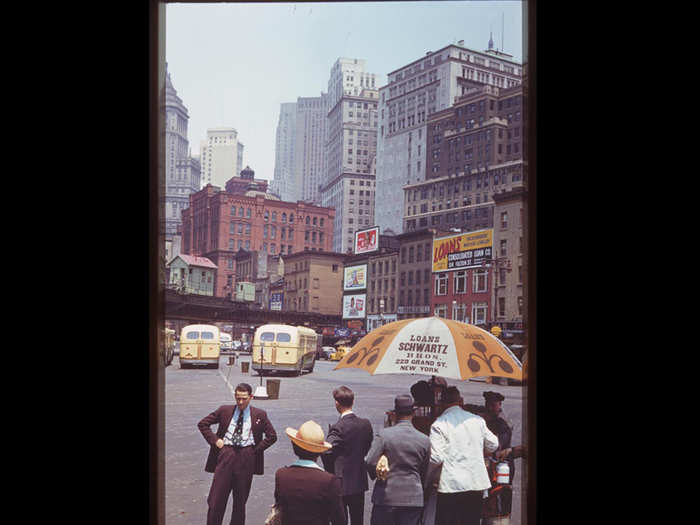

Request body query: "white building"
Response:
[322, 65, 380, 254]
[271, 102, 297, 201]
[295, 94, 329, 205]
[375, 41, 523, 234]
[164, 63, 201, 240]
[200, 128, 245, 189]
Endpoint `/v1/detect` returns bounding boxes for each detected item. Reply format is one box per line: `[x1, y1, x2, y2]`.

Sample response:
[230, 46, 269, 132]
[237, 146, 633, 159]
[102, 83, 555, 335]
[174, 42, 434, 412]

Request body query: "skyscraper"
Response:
[321, 58, 380, 254]
[295, 94, 329, 205]
[164, 63, 201, 240]
[271, 102, 297, 201]
[375, 41, 523, 235]
[200, 128, 245, 189]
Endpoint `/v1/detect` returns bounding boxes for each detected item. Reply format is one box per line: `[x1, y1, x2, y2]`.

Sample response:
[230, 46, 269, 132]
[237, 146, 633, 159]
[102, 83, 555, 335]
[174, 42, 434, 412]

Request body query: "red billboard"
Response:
[354, 226, 379, 255]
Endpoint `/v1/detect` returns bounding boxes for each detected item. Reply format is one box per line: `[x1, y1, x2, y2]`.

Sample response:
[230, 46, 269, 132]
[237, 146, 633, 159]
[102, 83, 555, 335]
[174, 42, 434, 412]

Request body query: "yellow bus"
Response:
[163, 327, 175, 367]
[251, 324, 319, 376]
[179, 324, 220, 369]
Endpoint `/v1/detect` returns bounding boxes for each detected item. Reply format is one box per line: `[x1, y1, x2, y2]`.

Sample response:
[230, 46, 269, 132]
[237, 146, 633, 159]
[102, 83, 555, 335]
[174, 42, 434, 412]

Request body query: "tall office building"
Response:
[321, 58, 380, 254]
[375, 41, 523, 234]
[271, 102, 297, 201]
[295, 94, 329, 205]
[164, 63, 201, 240]
[200, 128, 245, 189]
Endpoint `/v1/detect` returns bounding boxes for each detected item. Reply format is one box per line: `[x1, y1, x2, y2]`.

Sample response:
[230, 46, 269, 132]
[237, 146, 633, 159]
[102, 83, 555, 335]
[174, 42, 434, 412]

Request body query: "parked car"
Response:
[220, 333, 234, 354]
[320, 346, 335, 360]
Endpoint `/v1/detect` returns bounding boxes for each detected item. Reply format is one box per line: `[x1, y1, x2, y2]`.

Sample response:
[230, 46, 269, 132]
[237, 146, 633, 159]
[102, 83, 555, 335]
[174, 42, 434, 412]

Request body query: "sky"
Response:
[165, 1, 524, 183]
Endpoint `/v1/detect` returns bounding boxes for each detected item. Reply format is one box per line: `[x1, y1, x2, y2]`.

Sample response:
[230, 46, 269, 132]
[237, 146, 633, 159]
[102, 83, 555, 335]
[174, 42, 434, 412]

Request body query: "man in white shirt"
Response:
[428, 386, 499, 525]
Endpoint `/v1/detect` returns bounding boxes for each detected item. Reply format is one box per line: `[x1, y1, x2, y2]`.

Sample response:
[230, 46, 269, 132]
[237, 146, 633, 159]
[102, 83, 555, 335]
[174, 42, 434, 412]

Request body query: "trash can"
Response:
[241, 361, 249, 373]
[266, 379, 281, 400]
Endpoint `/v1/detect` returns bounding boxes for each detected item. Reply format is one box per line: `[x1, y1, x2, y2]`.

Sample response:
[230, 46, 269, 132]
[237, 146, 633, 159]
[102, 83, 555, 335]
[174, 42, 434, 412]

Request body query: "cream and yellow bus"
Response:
[251, 324, 319, 376]
[179, 324, 220, 369]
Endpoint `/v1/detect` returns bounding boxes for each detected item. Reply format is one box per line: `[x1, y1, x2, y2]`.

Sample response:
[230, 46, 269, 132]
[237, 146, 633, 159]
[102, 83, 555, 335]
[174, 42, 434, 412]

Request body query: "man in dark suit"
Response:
[365, 394, 431, 525]
[198, 382, 277, 525]
[322, 386, 374, 525]
[275, 420, 347, 525]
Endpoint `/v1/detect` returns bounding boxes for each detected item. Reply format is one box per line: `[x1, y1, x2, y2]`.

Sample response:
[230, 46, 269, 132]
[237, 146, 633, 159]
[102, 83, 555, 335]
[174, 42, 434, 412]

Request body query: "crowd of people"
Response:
[197, 381, 521, 525]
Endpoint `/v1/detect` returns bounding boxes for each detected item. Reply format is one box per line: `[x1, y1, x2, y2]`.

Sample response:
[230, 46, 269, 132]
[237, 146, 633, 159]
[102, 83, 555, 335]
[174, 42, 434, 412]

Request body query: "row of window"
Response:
[229, 206, 326, 227]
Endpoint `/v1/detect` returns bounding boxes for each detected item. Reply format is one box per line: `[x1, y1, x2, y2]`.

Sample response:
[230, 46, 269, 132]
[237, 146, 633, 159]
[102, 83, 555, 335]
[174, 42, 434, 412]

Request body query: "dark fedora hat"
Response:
[394, 394, 414, 415]
[483, 391, 505, 402]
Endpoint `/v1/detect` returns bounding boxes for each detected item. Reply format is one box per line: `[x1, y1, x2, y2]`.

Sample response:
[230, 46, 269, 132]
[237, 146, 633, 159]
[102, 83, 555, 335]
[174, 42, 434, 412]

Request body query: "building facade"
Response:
[375, 41, 523, 234]
[167, 254, 217, 296]
[402, 83, 525, 234]
[200, 128, 245, 189]
[492, 187, 526, 337]
[282, 251, 346, 315]
[180, 170, 335, 297]
[295, 94, 329, 204]
[164, 64, 201, 239]
[271, 102, 297, 201]
[395, 229, 437, 321]
[430, 229, 494, 326]
[321, 85, 380, 253]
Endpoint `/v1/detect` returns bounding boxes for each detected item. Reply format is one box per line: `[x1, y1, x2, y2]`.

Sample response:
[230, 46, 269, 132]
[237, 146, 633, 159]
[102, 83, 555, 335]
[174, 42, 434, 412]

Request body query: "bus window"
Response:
[186, 331, 200, 339]
[260, 332, 275, 342]
[276, 333, 291, 342]
[201, 331, 215, 339]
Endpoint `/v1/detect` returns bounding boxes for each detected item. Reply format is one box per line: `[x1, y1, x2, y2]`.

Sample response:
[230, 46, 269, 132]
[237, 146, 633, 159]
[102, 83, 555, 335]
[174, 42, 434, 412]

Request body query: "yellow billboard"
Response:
[432, 229, 493, 273]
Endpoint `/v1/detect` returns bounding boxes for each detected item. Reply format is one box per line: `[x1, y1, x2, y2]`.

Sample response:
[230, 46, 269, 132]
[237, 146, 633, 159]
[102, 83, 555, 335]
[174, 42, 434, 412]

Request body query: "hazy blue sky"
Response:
[166, 1, 524, 183]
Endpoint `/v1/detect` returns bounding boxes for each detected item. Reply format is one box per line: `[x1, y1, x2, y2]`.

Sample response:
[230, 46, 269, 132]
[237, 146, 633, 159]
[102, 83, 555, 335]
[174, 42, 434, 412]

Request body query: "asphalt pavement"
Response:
[165, 354, 526, 525]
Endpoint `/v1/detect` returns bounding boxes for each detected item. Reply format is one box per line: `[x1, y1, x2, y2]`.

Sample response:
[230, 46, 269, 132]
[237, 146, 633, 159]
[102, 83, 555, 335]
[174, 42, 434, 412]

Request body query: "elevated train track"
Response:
[164, 288, 343, 328]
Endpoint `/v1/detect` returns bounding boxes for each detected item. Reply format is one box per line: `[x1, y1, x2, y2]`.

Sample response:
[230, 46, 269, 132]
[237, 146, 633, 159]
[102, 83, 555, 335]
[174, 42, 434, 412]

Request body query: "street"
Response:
[165, 354, 526, 525]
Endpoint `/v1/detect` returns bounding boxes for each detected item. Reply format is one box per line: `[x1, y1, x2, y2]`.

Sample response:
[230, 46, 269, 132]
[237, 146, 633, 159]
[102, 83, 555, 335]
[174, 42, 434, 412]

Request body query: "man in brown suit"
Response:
[275, 420, 346, 525]
[198, 383, 277, 525]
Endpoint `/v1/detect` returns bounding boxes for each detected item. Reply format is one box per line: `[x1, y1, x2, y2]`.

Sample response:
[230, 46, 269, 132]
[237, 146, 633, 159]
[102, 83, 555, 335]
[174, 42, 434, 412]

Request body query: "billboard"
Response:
[343, 264, 367, 291]
[342, 294, 366, 319]
[269, 292, 283, 311]
[354, 226, 379, 255]
[432, 229, 493, 273]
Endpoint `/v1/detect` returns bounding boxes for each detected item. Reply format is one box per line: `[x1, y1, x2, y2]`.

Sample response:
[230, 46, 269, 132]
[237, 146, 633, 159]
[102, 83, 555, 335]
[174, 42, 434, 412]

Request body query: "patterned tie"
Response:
[232, 411, 244, 447]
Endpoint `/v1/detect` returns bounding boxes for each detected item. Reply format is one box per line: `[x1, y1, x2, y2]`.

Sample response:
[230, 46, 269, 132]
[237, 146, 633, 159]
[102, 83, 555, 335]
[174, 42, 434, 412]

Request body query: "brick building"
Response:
[402, 83, 525, 234]
[180, 167, 335, 297]
[282, 250, 346, 315]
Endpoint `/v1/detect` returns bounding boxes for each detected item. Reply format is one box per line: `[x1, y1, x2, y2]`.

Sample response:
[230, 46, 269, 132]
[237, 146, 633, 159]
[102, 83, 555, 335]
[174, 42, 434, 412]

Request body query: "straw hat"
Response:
[285, 420, 332, 453]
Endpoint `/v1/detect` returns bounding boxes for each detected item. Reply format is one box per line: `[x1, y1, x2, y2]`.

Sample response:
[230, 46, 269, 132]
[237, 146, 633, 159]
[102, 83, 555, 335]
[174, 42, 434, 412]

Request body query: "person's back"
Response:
[431, 405, 496, 492]
[275, 465, 345, 525]
[369, 421, 430, 507]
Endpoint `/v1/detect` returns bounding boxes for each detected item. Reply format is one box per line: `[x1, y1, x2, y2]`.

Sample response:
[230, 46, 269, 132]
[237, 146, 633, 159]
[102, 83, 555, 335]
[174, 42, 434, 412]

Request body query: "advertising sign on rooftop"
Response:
[354, 226, 379, 255]
[432, 229, 493, 273]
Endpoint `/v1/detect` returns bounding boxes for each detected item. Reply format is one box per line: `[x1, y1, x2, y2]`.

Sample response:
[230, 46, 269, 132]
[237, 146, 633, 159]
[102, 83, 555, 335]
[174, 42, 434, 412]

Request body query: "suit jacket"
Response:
[198, 404, 277, 474]
[365, 419, 431, 507]
[322, 413, 374, 496]
[275, 465, 346, 525]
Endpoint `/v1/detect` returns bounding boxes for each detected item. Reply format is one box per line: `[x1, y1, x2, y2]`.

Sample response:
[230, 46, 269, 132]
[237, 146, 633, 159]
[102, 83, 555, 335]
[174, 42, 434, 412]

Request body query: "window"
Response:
[435, 273, 448, 295]
[434, 303, 448, 318]
[454, 270, 467, 294]
[471, 302, 488, 325]
[473, 269, 488, 293]
[500, 239, 507, 256]
[501, 211, 508, 229]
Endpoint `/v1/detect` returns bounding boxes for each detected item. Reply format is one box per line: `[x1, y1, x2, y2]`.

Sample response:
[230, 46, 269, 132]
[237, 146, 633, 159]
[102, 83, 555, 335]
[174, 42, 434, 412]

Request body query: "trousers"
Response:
[206, 445, 256, 525]
[435, 491, 483, 525]
[370, 504, 423, 525]
[342, 492, 365, 525]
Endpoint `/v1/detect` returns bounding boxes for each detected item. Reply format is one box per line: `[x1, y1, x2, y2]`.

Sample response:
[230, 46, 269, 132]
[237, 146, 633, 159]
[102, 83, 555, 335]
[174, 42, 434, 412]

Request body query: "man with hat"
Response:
[365, 394, 431, 525]
[481, 391, 515, 523]
[274, 421, 347, 525]
[198, 383, 278, 525]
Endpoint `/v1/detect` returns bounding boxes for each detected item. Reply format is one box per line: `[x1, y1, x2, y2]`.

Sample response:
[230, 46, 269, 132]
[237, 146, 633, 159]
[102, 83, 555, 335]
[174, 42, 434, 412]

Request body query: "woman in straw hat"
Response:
[274, 420, 347, 525]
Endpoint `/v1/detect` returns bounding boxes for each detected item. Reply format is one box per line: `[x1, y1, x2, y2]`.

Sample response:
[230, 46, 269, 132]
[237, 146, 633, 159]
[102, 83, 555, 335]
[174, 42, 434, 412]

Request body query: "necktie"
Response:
[232, 412, 244, 446]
